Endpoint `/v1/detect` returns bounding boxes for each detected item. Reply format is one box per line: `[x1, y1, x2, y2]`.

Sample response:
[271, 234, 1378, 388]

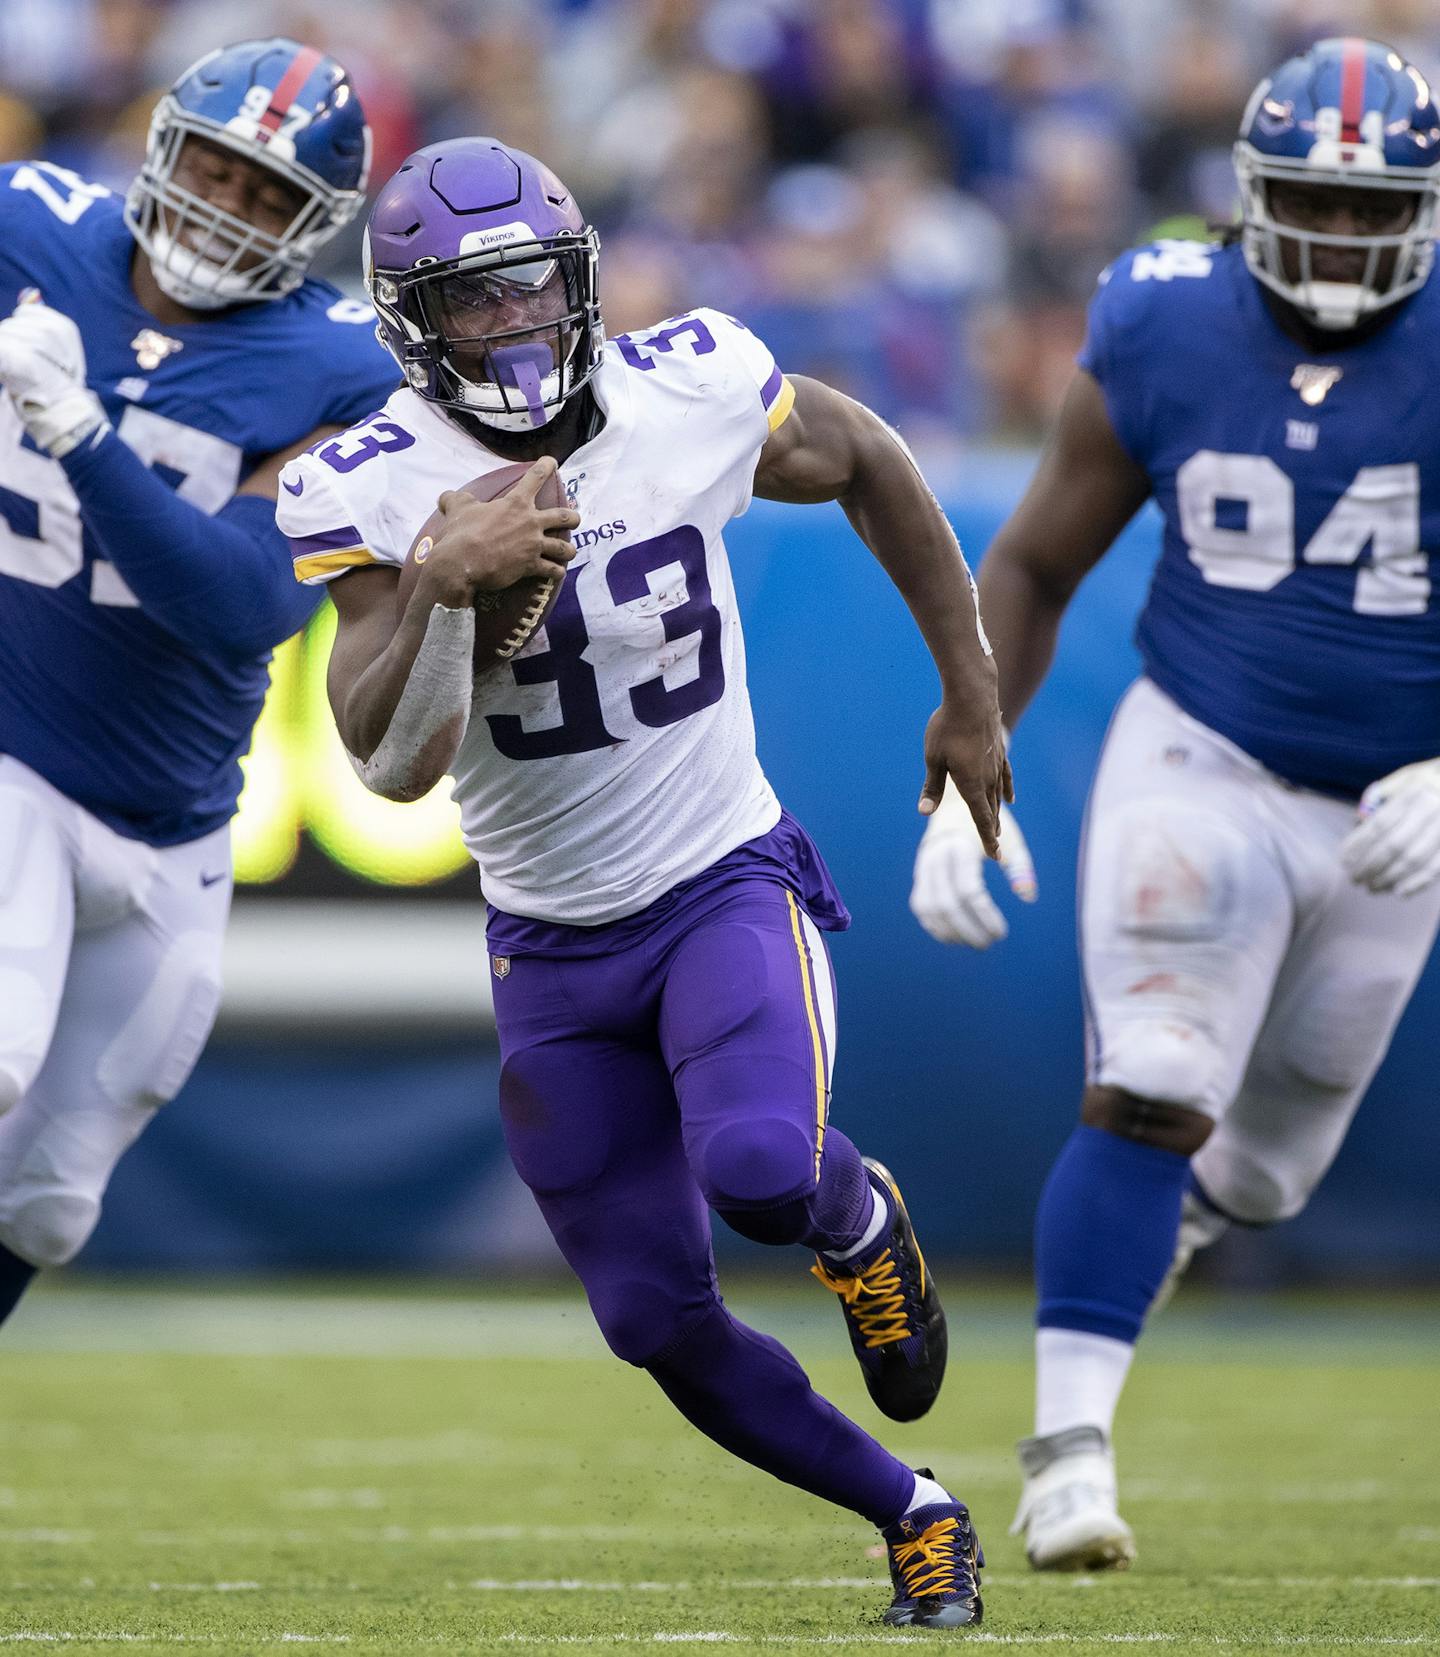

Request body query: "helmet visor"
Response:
[414, 247, 593, 426]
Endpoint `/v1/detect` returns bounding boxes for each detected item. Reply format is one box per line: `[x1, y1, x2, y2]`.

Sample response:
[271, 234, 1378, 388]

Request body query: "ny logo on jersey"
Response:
[1291, 364, 1342, 407]
[131, 328, 183, 371]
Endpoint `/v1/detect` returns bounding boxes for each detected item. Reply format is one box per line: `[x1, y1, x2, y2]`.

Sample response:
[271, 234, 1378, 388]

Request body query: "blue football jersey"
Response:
[1081, 238, 1440, 799]
[0, 161, 399, 844]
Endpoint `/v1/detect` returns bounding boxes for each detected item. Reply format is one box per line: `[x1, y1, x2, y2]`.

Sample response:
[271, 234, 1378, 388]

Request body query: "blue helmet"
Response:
[1234, 37, 1440, 330]
[125, 38, 372, 310]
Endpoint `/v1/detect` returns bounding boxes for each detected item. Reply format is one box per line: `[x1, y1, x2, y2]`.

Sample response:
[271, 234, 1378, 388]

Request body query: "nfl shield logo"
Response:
[131, 328, 183, 371]
[1290, 363, 1342, 407]
[491, 955, 511, 980]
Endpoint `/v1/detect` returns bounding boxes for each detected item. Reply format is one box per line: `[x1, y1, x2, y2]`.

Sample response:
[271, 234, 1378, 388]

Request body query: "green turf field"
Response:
[0, 1279, 1435, 1655]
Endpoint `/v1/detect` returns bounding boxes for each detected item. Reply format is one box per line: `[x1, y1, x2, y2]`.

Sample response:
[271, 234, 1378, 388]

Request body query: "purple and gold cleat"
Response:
[811, 1157, 947, 1421]
[881, 1477, 985, 1629]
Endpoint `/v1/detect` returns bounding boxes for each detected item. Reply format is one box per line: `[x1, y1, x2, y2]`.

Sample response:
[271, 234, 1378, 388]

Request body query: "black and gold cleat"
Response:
[811, 1156, 947, 1421]
[881, 1477, 985, 1629]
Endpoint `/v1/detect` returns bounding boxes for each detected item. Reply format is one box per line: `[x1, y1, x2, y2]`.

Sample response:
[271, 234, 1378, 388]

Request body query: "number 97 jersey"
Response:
[280, 308, 797, 925]
[1082, 238, 1440, 800]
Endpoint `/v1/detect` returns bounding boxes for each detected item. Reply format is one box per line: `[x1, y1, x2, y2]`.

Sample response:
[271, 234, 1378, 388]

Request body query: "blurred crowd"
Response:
[2, 0, 1437, 455]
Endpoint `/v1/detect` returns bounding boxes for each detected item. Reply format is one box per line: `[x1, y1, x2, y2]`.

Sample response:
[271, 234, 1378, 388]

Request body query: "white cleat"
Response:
[1010, 1425, 1136, 1572]
[1150, 1190, 1231, 1314]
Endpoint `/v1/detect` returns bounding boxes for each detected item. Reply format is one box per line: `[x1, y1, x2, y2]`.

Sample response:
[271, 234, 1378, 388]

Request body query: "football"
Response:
[395, 461, 569, 671]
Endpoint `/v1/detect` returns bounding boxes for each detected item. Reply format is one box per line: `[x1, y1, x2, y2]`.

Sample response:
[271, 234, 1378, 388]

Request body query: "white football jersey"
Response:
[278, 309, 796, 924]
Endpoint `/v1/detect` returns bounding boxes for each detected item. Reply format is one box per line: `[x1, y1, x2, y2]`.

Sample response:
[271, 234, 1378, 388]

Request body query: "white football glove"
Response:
[910, 779, 1037, 948]
[1340, 758, 1440, 898]
[0, 290, 106, 458]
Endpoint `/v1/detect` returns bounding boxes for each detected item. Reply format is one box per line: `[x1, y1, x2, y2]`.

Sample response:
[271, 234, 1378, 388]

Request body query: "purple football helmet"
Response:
[366, 138, 603, 432]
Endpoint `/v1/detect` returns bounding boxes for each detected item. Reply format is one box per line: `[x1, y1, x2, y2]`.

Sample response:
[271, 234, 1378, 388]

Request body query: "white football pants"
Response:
[0, 755, 228, 1268]
[1080, 678, 1440, 1225]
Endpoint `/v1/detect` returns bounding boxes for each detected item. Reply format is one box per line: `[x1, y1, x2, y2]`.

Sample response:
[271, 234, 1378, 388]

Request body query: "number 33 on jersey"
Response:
[1084, 238, 1440, 801]
[279, 307, 796, 924]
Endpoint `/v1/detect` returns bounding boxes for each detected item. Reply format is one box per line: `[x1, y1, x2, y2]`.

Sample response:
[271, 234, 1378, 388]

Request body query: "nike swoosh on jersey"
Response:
[282, 476, 305, 496]
[200, 871, 227, 887]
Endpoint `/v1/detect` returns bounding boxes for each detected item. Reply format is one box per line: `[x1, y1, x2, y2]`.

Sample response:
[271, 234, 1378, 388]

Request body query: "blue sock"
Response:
[1035, 1125, 1189, 1343]
[0, 1243, 35, 1329]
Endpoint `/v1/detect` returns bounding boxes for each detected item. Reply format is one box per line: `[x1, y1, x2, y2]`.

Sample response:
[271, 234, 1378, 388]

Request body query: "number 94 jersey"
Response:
[1082, 239, 1440, 800]
[280, 309, 796, 924]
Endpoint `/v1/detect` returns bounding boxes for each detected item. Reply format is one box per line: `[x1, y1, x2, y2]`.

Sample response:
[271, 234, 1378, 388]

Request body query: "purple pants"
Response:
[487, 812, 915, 1526]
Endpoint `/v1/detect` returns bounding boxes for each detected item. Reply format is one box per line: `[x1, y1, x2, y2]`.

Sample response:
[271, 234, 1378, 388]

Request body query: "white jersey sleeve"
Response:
[616, 307, 795, 519]
[277, 452, 379, 586]
[277, 397, 450, 585]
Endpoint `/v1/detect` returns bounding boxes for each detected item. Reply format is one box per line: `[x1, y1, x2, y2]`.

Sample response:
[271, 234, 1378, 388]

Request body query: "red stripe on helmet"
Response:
[1339, 37, 1367, 143]
[258, 45, 325, 136]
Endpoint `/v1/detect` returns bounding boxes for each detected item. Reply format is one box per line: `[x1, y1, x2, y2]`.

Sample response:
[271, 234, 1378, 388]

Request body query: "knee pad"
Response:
[1085, 803, 1269, 1118]
[587, 1277, 713, 1368]
[1096, 1019, 1226, 1118]
[698, 1117, 816, 1214]
[97, 932, 221, 1110]
[0, 792, 69, 1112]
[1266, 977, 1411, 1095]
[1188, 1138, 1293, 1226]
[0, 967, 56, 1115]
[0, 1189, 100, 1269]
[1190, 1102, 1339, 1227]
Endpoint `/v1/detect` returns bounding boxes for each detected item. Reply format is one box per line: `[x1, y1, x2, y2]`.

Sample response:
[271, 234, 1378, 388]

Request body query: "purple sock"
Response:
[804, 1129, 876, 1253]
[648, 1300, 913, 1526]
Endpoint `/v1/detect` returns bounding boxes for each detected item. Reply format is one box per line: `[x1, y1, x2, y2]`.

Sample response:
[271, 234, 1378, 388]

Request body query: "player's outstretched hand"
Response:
[1340, 758, 1440, 898]
[417, 458, 582, 609]
[0, 289, 106, 458]
[917, 698, 1012, 856]
[911, 785, 1036, 949]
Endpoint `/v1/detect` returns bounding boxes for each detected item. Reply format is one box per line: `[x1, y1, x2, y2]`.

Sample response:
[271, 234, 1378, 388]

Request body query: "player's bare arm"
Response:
[976, 369, 1150, 730]
[327, 458, 579, 796]
[909, 368, 1149, 947]
[235, 426, 345, 500]
[753, 374, 1010, 858]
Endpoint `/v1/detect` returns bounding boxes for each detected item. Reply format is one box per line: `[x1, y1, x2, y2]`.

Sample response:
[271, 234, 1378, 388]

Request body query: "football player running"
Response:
[910, 37, 1440, 1571]
[280, 136, 1008, 1629]
[0, 42, 397, 1325]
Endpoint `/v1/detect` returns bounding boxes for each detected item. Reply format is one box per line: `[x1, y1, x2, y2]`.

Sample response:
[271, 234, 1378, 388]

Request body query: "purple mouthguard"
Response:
[491, 341, 555, 427]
